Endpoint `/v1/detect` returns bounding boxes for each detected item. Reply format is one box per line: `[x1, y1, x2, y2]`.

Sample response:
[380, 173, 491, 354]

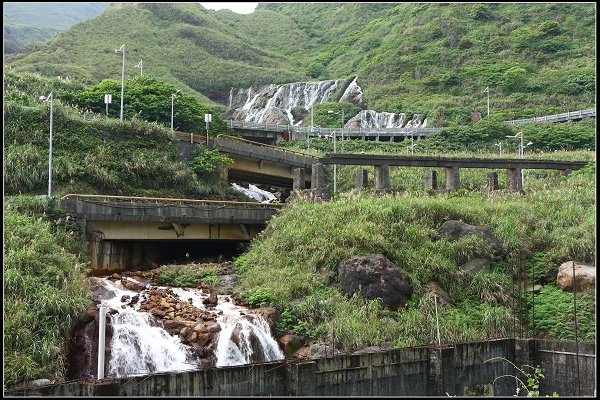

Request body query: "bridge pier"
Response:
[311, 162, 330, 200]
[444, 166, 460, 191]
[507, 168, 523, 192]
[355, 168, 369, 189]
[293, 168, 306, 190]
[487, 172, 499, 192]
[375, 164, 391, 192]
[424, 170, 438, 191]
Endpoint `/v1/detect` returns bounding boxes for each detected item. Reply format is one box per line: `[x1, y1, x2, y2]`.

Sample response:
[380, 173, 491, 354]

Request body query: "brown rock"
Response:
[424, 282, 452, 306]
[203, 292, 218, 307]
[278, 334, 304, 357]
[557, 261, 595, 292]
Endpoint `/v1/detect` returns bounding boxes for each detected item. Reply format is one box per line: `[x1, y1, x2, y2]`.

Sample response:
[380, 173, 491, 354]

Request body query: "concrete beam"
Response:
[293, 168, 306, 190]
[355, 168, 369, 189]
[444, 166, 460, 191]
[424, 170, 438, 191]
[487, 172, 499, 192]
[87, 221, 258, 240]
[375, 164, 390, 192]
[507, 168, 523, 192]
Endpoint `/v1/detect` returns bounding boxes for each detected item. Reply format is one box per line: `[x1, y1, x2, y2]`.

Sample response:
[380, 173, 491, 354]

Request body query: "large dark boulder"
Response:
[338, 254, 413, 310]
[436, 220, 507, 258]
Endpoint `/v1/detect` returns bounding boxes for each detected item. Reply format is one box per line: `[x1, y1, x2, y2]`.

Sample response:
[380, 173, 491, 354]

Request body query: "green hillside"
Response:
[3, 2, 108, 53]
[6, 3, 595, 124]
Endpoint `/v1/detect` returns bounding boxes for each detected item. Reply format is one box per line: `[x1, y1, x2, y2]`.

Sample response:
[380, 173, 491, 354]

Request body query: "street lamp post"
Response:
[171, 90, 180, 135]
[332, 130, 337, 193]
[115, 44, 125, 123]
[205, 113, 212, 144]
[506, 132, 532, 189]
[495, 142, 502, 155]
[328, 109, 345, 151]
[483, 86, 490, 116]
[40, 93, 54, 197]
[135, 59, 143, 76]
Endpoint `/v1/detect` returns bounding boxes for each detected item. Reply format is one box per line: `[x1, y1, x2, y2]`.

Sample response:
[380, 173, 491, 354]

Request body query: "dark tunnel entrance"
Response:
[155, 239, 249, 264]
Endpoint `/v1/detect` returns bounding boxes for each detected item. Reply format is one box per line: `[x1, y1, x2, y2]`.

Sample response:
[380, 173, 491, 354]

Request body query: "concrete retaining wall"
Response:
[7, 339, 594, 397]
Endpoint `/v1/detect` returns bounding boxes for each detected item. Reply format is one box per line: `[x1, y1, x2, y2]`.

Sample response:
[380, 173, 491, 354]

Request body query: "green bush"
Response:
[157, 267, 201, 287]
[4, 197, 90, 388]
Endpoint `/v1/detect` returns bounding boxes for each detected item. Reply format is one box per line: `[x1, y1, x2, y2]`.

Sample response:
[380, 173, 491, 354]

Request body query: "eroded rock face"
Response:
[436, 220, 507, 259]
[459, 258, 491, 275]
[556, 261, 595, 292]
[338, 254, 413, 310]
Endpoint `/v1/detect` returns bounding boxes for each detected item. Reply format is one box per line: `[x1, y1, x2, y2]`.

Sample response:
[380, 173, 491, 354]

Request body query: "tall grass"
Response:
[4, 197, 90, 388]
[238, 157, 595, 350]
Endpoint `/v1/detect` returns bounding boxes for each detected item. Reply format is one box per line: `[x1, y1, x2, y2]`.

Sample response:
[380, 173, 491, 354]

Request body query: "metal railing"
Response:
[226, 108, 596, 136]
[215, 134, 315, 157]
[60, 193, 283, 208]
[226, 120, 441, 137]
[506, 109, 596, 125]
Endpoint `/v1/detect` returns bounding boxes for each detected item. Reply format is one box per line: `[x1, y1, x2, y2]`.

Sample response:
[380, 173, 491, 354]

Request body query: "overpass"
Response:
[59, 194, 281, 270]
[212, 135, 317, 189]
[310, 154, 590, 194]
[225, 108, 596, 142]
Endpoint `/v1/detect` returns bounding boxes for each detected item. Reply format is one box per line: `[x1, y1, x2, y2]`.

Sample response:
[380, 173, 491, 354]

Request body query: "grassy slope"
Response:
[3, 71, 244, 200]
[237, 160, 596, 350]
[6, 3, 595, 121]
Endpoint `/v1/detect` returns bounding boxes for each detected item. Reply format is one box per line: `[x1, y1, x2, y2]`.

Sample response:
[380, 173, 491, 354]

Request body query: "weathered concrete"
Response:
[7, 339, 594, 397]
[444, 166, 460, 191]
[507, 168, 523, 192]
[487, 171, 499, 192]
[424, 170, 438, 190]
[355, 168, 369, 189]
[176, 141, 196, 163]
[310, 162, 329, 200]
[59, 196, 280, 225]
[374, 164, 390, 192]
[292, 168, 306, 190]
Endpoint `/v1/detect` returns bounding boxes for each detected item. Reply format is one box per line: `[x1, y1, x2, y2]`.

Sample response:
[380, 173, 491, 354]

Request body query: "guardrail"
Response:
[226, 109, 595, 135]
[60, 194, 283, 209]
[215, 134, 315, 157]
[507, 109, 596, 125]
[226, 120, 441, 137]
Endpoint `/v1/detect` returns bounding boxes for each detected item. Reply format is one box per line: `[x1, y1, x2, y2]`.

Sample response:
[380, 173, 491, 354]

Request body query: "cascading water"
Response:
[231, 183, 277, 203]
[227, 79, 342, 125]
[89, 276, 284, 379]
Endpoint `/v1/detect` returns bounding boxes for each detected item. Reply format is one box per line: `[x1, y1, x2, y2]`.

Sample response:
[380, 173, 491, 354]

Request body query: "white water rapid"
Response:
[92, 276, 284, 379]
[231, 183, 277, 203]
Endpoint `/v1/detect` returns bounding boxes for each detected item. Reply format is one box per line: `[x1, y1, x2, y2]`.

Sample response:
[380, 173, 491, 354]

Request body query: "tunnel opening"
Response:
[155, 239, 249, 264]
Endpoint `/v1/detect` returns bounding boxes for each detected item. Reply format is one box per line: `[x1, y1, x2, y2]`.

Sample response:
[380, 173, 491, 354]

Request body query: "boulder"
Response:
[556, 261, 595, 292]
[252, 306, 280, 328]
[295, 341, 342, 359]
[277, 334, 304, 357]
[121, 276, 148, 292]
[338, 254, 413, 310]
[459, 258, 491, 275]
[202, 292, 218, 307]
[423, 282, 452, 306]
[262, 107, 290, 125]
[436, 220, 507, 258]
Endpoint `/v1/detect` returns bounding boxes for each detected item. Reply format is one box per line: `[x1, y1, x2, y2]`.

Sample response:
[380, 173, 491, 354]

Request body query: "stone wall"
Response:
[7, 339, 595, 397]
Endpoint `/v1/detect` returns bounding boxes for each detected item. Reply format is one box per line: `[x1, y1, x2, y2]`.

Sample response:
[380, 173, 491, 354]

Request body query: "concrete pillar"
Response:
[424, 170, 438, 190]
[311, 162, 329, 200]
[507, 168, 522, 192]
[292, 168, 305, 190]
[427, 349, 443, 396]
[375, 164, 390, 192]
[444, 166, 460, 191]
[487, 171, 499, 192]
[355, 168, 369, 189]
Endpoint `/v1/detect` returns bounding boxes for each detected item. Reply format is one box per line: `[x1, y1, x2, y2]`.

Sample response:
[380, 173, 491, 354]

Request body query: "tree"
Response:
[63, 76, 230, 135]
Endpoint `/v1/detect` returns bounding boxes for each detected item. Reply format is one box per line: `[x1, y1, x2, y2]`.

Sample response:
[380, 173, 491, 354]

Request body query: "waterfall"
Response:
[172, 288, 285, 367]
[89, 277, 284, 379]
[229, 79, 342, 125]
[231, 183, 277, 203]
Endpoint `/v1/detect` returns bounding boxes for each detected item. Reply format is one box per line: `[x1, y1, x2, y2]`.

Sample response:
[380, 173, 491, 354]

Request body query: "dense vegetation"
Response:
[3, 2, 108, 53]
[2, 2, 596, 389]
[5, 3, 595, 123]
[236, 160, 596, 350]
[4, 196, 90, 388]
[3, 70, 242, 200]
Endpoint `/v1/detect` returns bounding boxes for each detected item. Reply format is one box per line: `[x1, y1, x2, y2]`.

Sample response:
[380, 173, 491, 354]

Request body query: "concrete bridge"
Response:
[311, 154, 590, 194]
[225, 108, 596, 142]
[59, 194, 281, 270]
[212, 135, 317, 189]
